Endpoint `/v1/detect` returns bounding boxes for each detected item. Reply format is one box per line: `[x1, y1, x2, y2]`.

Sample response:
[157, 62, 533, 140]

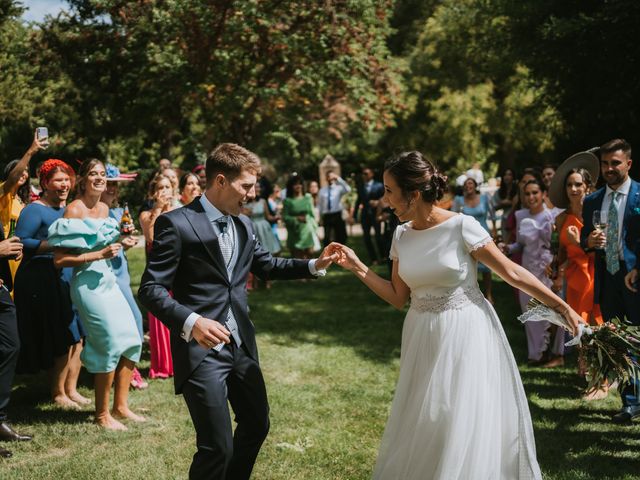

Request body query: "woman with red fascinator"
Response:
[13, 159, 90, 408]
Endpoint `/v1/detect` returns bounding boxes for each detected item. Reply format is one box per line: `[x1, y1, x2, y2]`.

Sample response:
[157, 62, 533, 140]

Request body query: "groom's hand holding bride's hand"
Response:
[325, 242, 362, 272]
[192, 317, 231, 349]
[315, 244, 342, 270]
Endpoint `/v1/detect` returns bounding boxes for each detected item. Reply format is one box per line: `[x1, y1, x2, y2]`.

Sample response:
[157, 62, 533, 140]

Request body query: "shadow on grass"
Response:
[10, 374, 92, 425]
[250, 267, 403, 364]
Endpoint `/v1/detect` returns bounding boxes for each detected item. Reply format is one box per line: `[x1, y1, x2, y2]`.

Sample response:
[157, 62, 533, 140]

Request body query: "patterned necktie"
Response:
[214, 216, 242, 349]
[217, 217, 233, 272]
[606, 191, 620, 275]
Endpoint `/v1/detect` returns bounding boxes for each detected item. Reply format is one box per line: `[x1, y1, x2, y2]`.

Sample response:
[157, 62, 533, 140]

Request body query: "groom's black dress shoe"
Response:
[0, 422, 31, 442]
[0, 446, 12, 458]
[612, 406, 640, 424]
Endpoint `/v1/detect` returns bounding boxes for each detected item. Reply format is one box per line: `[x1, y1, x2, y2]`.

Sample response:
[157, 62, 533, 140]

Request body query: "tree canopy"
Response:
[1, 0, 639, 178]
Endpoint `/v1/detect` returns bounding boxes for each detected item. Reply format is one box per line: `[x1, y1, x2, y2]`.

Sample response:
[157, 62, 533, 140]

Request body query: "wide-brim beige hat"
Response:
[548, 151, 599, 208]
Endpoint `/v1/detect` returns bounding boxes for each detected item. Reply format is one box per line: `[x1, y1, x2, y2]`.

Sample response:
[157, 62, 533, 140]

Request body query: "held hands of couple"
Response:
[314, 243, 343, 271]
[323, 242, 362, 272]
[192, 317, 230, 349]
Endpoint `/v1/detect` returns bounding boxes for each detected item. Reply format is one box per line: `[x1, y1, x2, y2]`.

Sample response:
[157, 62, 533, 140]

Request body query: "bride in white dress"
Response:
[331, 152, 583, 480]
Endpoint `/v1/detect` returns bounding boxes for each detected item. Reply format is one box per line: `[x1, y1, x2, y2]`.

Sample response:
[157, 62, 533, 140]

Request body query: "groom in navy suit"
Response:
[139, 143, 337, 479]
[581, 138, 640, 423]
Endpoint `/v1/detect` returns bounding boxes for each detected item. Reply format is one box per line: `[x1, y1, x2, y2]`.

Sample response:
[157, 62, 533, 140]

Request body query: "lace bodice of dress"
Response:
[389, 214, 492, 313]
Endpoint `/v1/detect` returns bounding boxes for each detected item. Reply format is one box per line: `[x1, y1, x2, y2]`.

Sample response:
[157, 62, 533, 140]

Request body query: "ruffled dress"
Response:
[374, 214, 541, 480]
[511, 207, 564, 361]
[48, 217, 141, 373]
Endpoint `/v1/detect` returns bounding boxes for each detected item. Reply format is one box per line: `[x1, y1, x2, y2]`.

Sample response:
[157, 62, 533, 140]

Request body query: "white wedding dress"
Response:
[373, 214, 542, 480]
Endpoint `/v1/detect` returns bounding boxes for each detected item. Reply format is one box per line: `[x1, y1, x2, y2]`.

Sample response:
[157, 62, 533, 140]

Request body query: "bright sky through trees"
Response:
[20, 0, 67, 22]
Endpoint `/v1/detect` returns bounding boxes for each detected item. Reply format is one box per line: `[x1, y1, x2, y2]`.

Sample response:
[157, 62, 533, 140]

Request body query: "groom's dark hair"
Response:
[206, 143, 262, 185]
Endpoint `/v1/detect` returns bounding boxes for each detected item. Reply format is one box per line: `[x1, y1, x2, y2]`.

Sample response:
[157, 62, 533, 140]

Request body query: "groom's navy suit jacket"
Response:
[139, 198, 313, 393]
[581, 180, 640, 302]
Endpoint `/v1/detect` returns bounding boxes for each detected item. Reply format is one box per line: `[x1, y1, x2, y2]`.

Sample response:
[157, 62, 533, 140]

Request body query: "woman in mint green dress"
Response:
[49, 159, 144, 431]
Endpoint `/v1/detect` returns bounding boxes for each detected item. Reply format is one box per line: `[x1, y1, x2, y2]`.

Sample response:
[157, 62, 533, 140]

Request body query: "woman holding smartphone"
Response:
[0, 130, 45, 281]
[49, 159, 143, 430]
[139, 173, 175, 379]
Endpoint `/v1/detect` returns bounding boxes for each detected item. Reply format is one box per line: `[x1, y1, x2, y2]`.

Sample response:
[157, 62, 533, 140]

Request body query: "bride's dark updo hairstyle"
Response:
[384, 151, 448, 203]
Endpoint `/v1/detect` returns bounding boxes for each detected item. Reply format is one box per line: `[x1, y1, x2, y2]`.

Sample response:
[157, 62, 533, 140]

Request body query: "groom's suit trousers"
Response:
[182, 340, 269, 480]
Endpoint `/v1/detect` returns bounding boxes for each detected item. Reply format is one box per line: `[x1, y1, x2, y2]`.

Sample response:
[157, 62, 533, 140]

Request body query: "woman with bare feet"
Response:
[49, 159, 144, 430]
[14, 159, 90, 409]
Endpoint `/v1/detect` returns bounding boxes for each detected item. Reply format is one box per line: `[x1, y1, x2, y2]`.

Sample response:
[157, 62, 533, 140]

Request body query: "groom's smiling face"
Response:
[216, 168, 258, 216]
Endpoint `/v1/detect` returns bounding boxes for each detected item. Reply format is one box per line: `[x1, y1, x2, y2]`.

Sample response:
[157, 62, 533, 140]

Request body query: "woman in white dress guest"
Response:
[330, 151, 583, 480]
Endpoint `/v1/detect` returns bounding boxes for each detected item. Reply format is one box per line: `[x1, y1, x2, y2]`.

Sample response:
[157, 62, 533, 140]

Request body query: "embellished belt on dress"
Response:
[410, 285, 486, 314]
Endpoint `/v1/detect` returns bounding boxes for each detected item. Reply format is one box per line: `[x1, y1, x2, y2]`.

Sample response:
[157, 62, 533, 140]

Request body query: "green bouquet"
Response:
[518, 299, 640, 394]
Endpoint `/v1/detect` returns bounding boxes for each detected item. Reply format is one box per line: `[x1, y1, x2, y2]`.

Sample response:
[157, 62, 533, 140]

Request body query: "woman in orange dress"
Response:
[547, 153, 602, 325]
[548, 152, 607, 398]
[139, 173, 175, 379]
[557, 213, 603, 325]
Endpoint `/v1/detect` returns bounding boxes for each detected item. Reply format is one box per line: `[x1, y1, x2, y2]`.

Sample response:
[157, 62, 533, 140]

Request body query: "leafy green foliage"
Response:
[383, 0, 564, 174]
[8, 0, 403, 173]
[496, 0, 640, 164]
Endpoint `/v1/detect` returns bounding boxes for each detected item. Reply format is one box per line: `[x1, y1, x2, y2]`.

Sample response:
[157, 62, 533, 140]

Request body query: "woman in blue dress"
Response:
[101, 164, 148, 390]
[452, 177, 496, 303]
[244, 182, 281, 254]
[14, 159, 90, 408]
[49, 159, 143, 430]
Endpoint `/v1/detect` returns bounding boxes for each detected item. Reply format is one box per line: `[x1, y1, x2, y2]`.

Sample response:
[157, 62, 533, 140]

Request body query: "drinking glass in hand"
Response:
[592, 210, 607, 249]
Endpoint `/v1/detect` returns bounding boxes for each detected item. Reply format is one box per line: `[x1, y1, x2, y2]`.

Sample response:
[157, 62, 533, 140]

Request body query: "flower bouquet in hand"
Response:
[578, 318, 640, 395]
[519, 299, 640, 394]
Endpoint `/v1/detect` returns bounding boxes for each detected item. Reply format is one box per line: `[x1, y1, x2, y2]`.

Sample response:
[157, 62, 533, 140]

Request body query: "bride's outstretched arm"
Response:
[328, 243, 410, 309]
[473, 241, 583, 334]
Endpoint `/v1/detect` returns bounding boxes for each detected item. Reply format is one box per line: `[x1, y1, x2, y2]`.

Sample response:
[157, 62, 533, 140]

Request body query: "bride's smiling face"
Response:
[383, 170, 417, 222]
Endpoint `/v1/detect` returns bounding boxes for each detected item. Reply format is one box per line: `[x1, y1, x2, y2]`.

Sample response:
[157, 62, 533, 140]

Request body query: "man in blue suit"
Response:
[354, 168, 385, 264]
[581, 138, 640, 424]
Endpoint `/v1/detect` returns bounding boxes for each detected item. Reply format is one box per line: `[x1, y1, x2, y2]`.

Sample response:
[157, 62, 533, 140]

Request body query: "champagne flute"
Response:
[592, 210, 607, 249]
[592, 210, 607, 231]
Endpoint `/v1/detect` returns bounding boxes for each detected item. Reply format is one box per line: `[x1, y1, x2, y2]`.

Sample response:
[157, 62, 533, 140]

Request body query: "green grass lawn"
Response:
[2, 239, 640, 479]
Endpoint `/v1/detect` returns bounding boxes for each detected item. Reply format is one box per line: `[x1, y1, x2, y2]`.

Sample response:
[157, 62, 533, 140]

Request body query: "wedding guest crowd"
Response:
[2, 129, 640, 462]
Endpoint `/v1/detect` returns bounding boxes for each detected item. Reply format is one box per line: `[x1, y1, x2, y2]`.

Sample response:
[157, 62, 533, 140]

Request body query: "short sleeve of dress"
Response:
[389, 224, 407, 261]
[48, 217, 121, 250]
[461, 215, 492, 253]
